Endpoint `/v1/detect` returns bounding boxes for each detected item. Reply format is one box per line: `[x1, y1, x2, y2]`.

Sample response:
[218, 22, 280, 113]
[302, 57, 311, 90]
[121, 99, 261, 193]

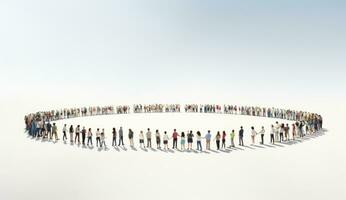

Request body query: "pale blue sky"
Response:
[1, 0, 345, 102]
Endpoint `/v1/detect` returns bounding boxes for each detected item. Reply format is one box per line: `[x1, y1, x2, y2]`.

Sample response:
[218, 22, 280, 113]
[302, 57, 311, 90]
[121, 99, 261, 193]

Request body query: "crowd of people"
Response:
[24, 119, 323, 151]
[184, 104, 223, 113]
[133, 104, 180, 113]
[24, 103, 323, 151]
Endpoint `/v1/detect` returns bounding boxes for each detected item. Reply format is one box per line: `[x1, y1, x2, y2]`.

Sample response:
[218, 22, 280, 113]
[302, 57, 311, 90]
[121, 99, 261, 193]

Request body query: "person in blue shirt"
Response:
[205, 130, 212, 150]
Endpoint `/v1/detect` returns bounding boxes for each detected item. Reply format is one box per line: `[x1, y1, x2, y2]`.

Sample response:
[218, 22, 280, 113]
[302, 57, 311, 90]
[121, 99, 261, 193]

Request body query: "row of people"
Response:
[25, 104, 322, 127]
[27, 120, 322, 151]
[133, 104, 181, 113]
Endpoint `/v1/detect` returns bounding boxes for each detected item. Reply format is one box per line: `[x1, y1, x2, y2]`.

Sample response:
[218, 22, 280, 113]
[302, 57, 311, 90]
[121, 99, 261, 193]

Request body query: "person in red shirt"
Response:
[172, 129, 179, 149]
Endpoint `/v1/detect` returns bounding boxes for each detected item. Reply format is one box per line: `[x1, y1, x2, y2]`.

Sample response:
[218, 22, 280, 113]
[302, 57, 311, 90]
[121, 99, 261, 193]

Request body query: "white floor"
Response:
[1, 106, 346, 200]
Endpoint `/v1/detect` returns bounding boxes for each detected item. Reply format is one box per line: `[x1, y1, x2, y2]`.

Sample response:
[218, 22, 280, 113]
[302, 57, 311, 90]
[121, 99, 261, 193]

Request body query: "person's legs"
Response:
[261, 134, 264, 144]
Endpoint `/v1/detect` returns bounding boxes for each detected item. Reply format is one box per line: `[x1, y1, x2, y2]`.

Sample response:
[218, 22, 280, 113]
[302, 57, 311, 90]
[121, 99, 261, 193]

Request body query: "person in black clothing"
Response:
[112, 128, 117, 146]
[187, 131, 194, 150]
[239, 126, 244, 146]
[81, 127, 86, 146]
[118, 127, 124, 146]
[46, 121, 52, 140]
[215, 131, 221, 150]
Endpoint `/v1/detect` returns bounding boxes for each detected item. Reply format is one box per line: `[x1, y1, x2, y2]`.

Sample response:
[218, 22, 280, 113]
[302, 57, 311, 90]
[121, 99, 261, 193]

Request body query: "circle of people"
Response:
[24, 104, 323, 151]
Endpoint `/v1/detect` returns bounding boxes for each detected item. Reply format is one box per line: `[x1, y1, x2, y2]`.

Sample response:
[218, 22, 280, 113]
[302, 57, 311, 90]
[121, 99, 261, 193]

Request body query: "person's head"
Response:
[113, 127, 115, 131]
[174, 129, 176, 132]
[232, 130, 235, 133]
[64, 124, 66, 127]
[208, 130, 210, 133]
[271, 124, 274, 128]
[276, 121, 278, 124]
[83, 126, 85, 129]
[251, 126, 254, 130]
[156, 130, 159, 133]
[262, 126, 264, 129]
[97, 128, 99, 131]
[190, 130, 192, 134]
[53, 123, 56, 126]
[286, 124, 289, 126]
[102, 128, 104, 131]
[78, 125, 80, 128]
[240, 126, 243, 129]
[197, 131, 201, 136]
[148, 128, 150, 131]
[89, 128, 91, 131]
[70, 125, 73, 128]
[140, 130, 143, 133]
[181, 132, 185, 137]
[164, 131, 167, 134]
[223, 131, 226, 134]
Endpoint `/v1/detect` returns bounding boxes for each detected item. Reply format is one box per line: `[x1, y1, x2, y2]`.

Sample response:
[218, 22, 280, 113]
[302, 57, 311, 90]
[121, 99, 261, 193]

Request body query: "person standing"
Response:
[239, 127, 244, 146]
[251, 127, 258, 144]
[163, 131, 170, 151]
[87, 128, 93, 146]
[118, 127, 124, 146]
[75, 125, 81, 145]
[230, 130, 235, 147]
[81, 127, 86, 146]
[128, 129, 134, 147]
[69, 125, 74, 144]
[100, 129, 106, 148]
[96, 128, 101, 148]
[292, 124, 296, 140]
[172, 129, 179, 149]
[180, 132, 186, 151]
[275, 122, 280, 141]
[187, 131, 194, 150]
[221, 131, 227, 149]
[47, 121, 52, 140]
[205, 130, 212, 150]
[155, 130, 161, 149]
[270, 125, 275, 144]
[284, 124, 290, 141]
[112, 128, 117, 146]
[279, 124, 284, 143]
[146, 128, 152, 148]
[196, 131, 203, 151]
[62, 124, 67, 142]
[259, 126, 265, 144]
[52, 123, 58, 142]
[215, 132, 221, 150]
[139, 131, 145, 148]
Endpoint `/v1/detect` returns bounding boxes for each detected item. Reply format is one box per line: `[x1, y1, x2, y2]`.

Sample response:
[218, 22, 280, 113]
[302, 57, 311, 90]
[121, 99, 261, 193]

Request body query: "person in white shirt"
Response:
[139, 131, 145, 148]
[96, 128, 101, 148]
[87, 128, 93, 146]
[270, 125, 275, 144]
[163, 131, 170, 151]
[62, 124, 67, 141]
[275, 121, 280, 141]
[251, 127, 258, 144]
[259, 126, 265, 144]
[75, 125, 80, 145]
